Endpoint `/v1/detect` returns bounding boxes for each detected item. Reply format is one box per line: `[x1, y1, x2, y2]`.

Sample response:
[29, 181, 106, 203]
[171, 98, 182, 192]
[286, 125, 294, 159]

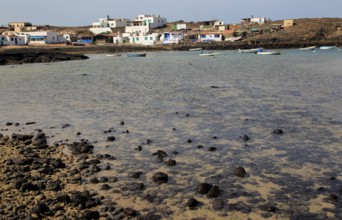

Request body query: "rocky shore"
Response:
[0, 51, 88, 65]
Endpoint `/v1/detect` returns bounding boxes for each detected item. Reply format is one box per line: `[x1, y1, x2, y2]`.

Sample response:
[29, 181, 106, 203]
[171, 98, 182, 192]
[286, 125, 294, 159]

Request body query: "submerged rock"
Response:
[152, 172, 168, 184]
[186, 198, 199, 208]
[198, 183, 212, 194]
[234, 167, 246, 178]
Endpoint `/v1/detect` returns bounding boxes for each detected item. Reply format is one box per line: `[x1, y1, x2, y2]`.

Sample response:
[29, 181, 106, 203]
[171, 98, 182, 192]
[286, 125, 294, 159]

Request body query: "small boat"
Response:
[320, 46, 337, 50]
[299, 46, 316, 51]
[127, 53, 147, 57]
[238, 48, 263, 53]
[106, 54, 121, 57]
[189, 48, 203, 51]
[199, 51, 221, 56]
[225, 36, 243, 42]
[257, 51, 281, 55]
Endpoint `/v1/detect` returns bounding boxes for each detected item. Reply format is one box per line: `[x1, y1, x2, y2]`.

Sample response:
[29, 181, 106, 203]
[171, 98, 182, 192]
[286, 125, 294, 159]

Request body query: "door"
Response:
[15, 38, 18, 44]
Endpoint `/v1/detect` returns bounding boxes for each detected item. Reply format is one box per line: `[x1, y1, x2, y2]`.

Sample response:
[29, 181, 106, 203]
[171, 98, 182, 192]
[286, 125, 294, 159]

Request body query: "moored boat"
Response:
[189, 48, 203, 51]
[238, 48, 263, 53]
[127, 53, 147, 57]
[299, 46, 316, 51]
[320, 46, 337, 50]
[257, 51, 281, 55]
[199, 51, 221, 56]
[106, 54, 122, 57]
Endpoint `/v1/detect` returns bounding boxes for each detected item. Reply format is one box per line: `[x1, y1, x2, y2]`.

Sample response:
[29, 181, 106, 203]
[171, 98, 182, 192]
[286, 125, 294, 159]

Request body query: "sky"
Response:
[1, 0, 342, 26]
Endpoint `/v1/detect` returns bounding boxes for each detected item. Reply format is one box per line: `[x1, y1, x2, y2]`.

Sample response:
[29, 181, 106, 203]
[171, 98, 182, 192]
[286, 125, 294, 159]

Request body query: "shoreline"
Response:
[0, 41, 340, 65]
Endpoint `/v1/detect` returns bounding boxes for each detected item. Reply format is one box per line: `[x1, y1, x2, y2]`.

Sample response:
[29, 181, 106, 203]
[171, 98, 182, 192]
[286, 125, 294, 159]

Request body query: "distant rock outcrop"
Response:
[0, 52, 88, 65]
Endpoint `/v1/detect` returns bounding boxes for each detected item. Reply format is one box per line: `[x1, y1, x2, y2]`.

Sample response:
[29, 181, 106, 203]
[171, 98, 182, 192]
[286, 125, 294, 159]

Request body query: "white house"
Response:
[251, 17, 266, 24]
[23, 31, 65, 44]
[125, 14, 167, 34]
[176, 24, 187, 30]
[113, 32, 160, 45]
[160, 32, 183, 44]
[197, 32, 223, 42]
[90, 16, 130, 35]
[0, 34, 26, 46]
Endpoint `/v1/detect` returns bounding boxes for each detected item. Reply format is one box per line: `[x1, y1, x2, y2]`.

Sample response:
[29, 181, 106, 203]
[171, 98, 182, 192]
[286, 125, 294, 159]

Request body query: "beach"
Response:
[0, 51, 341, 219]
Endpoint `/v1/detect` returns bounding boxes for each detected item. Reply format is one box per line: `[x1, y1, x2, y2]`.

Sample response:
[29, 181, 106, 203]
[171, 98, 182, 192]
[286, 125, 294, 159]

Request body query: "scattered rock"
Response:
[152, 172, 168, 184]
[234, 167, 246, 178]
[212, 199, 224, 210]
[207, 185, 220, 197]
[198, 183, 212, 194]
[243, 135, 250, 142]
[164, 159, 176, 167]
[272, 129, 284, 134]
[186, 198, 199, 208]
[107, 136, 116, 142]
[83, 210, 100, 220]
[208, 147, 217, 151]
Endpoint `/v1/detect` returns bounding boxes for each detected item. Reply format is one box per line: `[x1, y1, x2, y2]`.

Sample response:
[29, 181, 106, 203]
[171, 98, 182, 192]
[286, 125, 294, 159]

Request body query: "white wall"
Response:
[0, 35, 26, 46]
[198, 33, 223, 42]
[90, 27, 112, 35]
[160, 32, 183, 44]
[125, 25, 149, 34]
[24, 32, 65, 44]
[176, 24, 187, 30]
[251, 17, 266, 24]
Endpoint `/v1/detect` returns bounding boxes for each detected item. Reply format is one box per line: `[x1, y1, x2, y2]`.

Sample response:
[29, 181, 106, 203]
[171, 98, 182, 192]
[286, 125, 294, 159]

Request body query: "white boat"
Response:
[238, 48, 263, 53]
[320, 46, 337, 50]
[189, 48, 203, 51]
[199, 52, 221, 56]
[225, 36, 243, 42]
[299, 46, 316, 51]
[257, 51, 281, 55]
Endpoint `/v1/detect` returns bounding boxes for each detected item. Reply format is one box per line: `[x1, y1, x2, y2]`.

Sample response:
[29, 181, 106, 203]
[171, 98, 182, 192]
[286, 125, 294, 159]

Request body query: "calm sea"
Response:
[0, 49, 342, 218]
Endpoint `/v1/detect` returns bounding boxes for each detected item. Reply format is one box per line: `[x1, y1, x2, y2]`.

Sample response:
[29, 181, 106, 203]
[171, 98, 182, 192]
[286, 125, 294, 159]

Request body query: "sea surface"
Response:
[0, 49, 342, 219]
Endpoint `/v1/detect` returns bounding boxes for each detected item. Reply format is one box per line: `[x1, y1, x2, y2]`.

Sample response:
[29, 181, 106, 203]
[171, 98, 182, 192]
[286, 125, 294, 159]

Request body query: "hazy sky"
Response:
[1, 0, 341, 26]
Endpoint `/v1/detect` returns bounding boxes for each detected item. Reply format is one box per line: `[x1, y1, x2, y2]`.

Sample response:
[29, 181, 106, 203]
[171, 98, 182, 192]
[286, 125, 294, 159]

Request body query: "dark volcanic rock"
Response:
[83, 210, 100, 220]
[124, 207, 137, 217]
[234, 167, 246, 177]
[207, 185, 220, 197]
[107, 136, 116, 142]
[164, 159, 177, 167]
[56, 194, 71, 204]
[32, 132, 48, 149]
[186, 198, 199, 208]
[243, 135, 250, 142]
[198, 183, 212, 194]
[273, 129, 284, 134]
[68, 142, 94, 155]
[0, 52, 89, 65]
[212, 199, 225, 210]
[152, 172, 168, 184]
[32, 202, 50, 215]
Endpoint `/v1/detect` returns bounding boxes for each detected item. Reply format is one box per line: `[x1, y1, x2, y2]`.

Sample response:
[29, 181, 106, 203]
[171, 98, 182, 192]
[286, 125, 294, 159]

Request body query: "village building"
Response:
[173, 24, 187, 31]
[241, 17, 267, 25]
[22, 31, 65, 45]
[8, 22, 38, 32]
[284, 19, 294, 27]
[113, 32, 160, 46]
[90, 16, 129, 35]
[199, 20, 225, 30]
[125, 14, 167, 34]
[197, 32, 223, 42]
[160, 32, 184, 44]
[0, 32, 26, 46]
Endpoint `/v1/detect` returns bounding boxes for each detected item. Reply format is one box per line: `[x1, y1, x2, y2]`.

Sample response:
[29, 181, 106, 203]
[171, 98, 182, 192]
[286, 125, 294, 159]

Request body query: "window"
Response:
[145, 37, 148, 40]
[150, 37, 153, 40]
[136, 37, 139, 41]
[11, 38, 14, 41]
[214, 34, 220, 38]
[201, 35, 206, 38]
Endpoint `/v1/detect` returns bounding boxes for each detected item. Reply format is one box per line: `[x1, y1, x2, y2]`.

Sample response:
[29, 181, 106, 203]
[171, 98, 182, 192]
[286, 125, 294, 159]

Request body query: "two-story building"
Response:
[125, 14, 167, 34]
[90, 16, 130, 35]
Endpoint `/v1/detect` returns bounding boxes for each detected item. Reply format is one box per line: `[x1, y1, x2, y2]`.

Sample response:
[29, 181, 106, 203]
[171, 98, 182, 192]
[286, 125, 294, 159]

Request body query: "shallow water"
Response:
[1, 49, 342, 219]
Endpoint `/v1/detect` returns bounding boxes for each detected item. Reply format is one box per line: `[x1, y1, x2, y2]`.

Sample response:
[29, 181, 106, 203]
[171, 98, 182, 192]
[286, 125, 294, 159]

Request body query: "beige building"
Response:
[8, 22, 33, 32]
[284, 19, 294, 27]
